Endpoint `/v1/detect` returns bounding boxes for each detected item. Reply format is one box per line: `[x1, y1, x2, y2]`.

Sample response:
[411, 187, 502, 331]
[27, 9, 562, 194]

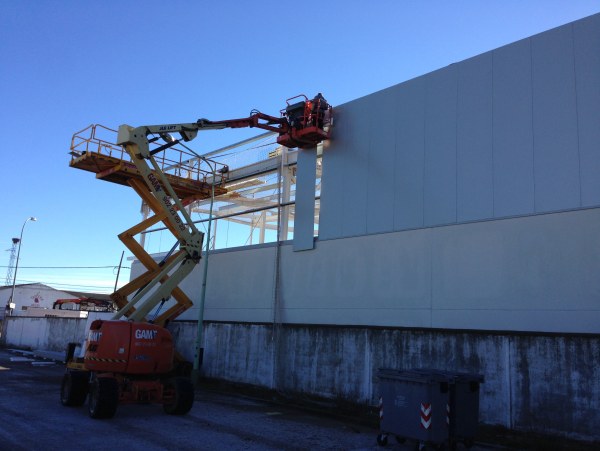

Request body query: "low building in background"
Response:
[0, 283, 114, 319]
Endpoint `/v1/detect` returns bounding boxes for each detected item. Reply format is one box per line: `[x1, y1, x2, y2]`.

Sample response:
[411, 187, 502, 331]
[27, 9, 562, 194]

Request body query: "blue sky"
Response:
[1, 0, 599, 293]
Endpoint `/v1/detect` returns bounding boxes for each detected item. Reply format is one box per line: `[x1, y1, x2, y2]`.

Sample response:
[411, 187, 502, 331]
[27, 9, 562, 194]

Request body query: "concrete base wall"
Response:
[3, 317, 598, 441]
[173, 321, 600, 442]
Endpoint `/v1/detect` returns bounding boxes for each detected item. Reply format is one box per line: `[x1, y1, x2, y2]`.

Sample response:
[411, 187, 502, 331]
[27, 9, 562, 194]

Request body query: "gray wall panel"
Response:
[293, 148, 317, 251]
[424, 66, 458, 226]
[341, 97, 370, 237]
[432, 310, 600, 334]
[281, 230, 432, 317]
[178, 246, 275, 322]
[165, 208, 600, 333]
[492, 39, 535, 217]
[531, 25, 581, 212]
[394, 78, 426, 230]
[431, 211, 600, 318]
[306, 208, 600, 332]
[320, 14, 600, 243]
[457, 54, 494, 221]
[319, 105, 349, 240]
[366, 88, 397, 234]
[574, 15, 600, 206]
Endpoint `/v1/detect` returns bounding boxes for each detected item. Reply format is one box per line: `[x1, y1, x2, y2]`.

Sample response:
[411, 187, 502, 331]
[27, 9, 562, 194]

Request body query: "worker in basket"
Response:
[309, 93, 329, 129]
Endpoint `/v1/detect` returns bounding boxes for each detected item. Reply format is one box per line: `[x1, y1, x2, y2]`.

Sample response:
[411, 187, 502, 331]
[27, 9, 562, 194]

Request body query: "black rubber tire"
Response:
[174, 360, 193, 377]
[88, 377, 119, 419]
[60, 371, 88, 407]
[163, 377, 194, 415]
[395, 435, 407, 444]
[376, 433, 388, 446]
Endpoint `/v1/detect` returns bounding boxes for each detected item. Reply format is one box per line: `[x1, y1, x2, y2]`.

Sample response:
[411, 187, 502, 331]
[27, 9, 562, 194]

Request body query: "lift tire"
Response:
[60, 371, 88, 407]
[88, 377, 119, 419]
[163, 377, 194, 415]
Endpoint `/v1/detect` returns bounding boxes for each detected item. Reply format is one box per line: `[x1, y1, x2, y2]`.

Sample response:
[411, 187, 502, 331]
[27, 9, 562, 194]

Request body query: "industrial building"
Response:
[135, 12, 600, 441]
[3, 13, 600, 441]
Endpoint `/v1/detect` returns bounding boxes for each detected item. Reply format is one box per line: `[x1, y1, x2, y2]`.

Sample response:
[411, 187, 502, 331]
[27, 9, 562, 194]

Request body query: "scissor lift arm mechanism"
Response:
[71, 94, 332, 325]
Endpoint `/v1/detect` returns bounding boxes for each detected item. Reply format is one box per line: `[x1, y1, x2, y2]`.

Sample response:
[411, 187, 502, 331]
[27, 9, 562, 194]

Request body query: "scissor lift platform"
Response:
[69, 124, 227, 199]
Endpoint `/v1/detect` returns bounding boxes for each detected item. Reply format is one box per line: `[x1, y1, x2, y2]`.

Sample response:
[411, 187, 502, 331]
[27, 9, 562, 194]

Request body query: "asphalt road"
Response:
[0, 348, 392, 451]
[2, 348, 596, 451]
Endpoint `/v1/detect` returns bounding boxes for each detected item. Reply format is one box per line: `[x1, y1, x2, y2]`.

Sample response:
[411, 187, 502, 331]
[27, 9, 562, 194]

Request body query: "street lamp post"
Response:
[6, 217, 37, 316]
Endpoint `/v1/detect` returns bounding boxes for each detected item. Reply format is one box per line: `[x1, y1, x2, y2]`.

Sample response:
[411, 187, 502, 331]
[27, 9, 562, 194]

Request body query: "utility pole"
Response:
[4, 238, 20, 286]
[7, 217, 37, 316]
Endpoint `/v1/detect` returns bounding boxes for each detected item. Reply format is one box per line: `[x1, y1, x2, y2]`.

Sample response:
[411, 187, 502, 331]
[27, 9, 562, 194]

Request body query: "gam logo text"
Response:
[135, 329, 159, 340]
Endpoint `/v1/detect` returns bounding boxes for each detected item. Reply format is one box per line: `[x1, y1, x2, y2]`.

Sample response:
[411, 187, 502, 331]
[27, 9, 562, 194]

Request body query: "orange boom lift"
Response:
[60, 94, 332, 418]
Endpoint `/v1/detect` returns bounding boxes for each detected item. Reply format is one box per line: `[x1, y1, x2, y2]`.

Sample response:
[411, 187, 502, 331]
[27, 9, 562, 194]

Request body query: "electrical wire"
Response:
[0, 265, 130, 269]
[9, 279, 117, 292]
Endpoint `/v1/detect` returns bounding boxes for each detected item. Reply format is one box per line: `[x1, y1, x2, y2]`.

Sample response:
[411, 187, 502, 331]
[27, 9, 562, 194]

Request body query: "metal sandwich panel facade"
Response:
[456, 53, 493, 222]
[366, 88, 397, 235]
[293, 148, 318, 251]
[531, 23, 580, 212]
[575, 14, 600, 207]
[393, 77, 426, 230]
[423, 64, 458, 227]
[169, 207, 599, 333]
[319, 13, 600, 237]
[492, 37, 535, 217]
[133, 13, 600, 334]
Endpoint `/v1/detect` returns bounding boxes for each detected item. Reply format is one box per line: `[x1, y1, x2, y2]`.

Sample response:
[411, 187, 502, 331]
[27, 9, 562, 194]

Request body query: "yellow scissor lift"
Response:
[69, 124, 228, 327]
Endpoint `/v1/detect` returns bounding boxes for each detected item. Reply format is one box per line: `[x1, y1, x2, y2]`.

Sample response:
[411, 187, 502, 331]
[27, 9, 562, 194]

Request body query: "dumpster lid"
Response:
[410, 368, 485, 383]
[377, 368, 454, 383]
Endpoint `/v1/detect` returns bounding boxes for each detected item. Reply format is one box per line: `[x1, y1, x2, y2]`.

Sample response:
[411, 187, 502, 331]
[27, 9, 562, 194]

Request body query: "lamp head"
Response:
[29, 217, 37, 222]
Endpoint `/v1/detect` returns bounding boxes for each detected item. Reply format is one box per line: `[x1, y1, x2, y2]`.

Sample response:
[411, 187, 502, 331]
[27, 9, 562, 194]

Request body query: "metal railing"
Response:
[70, 124, 228, 186]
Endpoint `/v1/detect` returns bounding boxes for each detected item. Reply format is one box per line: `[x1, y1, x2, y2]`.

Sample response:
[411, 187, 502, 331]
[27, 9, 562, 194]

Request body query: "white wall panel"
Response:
[319, 14, 600, 243]
[296, 208, 600, 332]
[457, 54, 494, 221]
[280, 229, 433, 328]
[492, 39, 535, 217]
[319, 105, 348, 240]
[394, 77, 426, 230]
[423, 66, 457, 226]
[293, 148, 317, 251]
[164, 208, 600, 333]
[531, 25, 581, 212]
[341, 96, 371, 237]
[574, 14, 600, 206]
[366, 87, 397, 234]
[431, 212, 600, 316]
[176, 246, 276, 322]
